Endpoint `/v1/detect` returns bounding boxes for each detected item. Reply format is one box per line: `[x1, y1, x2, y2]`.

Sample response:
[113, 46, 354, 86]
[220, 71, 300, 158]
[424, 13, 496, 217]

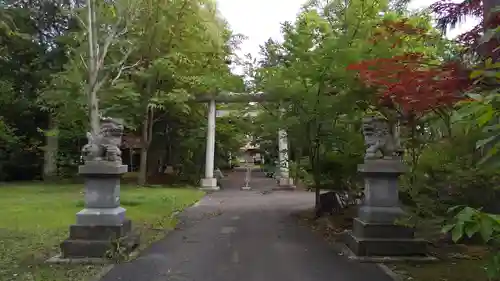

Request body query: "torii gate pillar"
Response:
[200, 99, 219, 190]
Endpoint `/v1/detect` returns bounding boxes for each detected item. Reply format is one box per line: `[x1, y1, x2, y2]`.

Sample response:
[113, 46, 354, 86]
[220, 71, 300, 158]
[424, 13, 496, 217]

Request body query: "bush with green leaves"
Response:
[293, 150, 363, 192]
[400, 130, 500, 217]
[443, 206, 500, 279]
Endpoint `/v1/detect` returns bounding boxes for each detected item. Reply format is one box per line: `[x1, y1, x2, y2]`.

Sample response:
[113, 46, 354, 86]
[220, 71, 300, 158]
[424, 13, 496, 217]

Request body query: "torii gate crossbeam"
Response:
[196, 92, 294, 191]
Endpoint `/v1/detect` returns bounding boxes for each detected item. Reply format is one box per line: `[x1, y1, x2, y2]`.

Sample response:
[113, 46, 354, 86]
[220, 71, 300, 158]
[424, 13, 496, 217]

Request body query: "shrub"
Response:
[401, 131, 500, 217]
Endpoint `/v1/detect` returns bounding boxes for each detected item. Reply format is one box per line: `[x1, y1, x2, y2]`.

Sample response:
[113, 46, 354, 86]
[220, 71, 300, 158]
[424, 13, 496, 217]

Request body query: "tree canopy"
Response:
[0, 0, 246, 183]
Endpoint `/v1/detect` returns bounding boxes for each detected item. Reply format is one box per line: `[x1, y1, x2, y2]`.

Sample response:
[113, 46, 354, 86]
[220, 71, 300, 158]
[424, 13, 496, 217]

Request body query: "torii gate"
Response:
[196, 92, 293, 190]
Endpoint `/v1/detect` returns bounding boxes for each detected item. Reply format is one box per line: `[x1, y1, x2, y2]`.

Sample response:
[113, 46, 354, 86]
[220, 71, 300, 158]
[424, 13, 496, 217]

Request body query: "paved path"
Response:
[100, 169, 392, 281]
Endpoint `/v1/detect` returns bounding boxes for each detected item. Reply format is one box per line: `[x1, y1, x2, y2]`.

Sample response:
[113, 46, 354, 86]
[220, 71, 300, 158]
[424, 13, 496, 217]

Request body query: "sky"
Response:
[216, 0, 480, 68]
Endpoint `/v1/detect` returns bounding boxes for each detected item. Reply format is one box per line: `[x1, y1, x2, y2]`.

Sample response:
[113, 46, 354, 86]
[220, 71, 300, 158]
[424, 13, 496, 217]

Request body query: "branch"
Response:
[92, 45, 133, 93]
[74, 14, 87, 30]
[96, 17, 124, 72]
[116, 26, 128, 38]
[80, 54, 88, 69]
[153, 108, 166, 123]
[93, 72, 110, 95]
[347, 0, 365, 46]
[111, 57, 141, 85]
[258, 102, 279, 118]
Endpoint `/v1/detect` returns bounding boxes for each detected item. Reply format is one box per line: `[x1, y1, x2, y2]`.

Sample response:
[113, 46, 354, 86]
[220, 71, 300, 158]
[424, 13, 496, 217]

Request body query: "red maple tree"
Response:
[347, 52, 470, 115]
[347, 0, 499, 115]
[348, 17, 472, 116]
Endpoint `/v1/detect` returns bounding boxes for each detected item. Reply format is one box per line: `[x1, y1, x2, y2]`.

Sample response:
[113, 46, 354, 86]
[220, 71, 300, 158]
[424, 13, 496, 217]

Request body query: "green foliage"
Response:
[215, 116, 247, 167]
[315, 150, 364, 191]
[0, 0, 76, 180]
[0, 0, 245, 182]
[249, 0, 442, 203]
[399, 126, 500, 217]
[453, 26, 500, 168]
[426, 6, 500, 280]
[252, 1, 385, 193]
[443, 206, 500, 279]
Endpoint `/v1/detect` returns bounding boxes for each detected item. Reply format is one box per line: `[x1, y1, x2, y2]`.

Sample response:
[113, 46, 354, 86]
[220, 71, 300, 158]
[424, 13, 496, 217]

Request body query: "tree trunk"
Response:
[146, 148, 163, 175]
[315, 185, 321, 208]
[138, 108, 153, 186]
[139, 145, 148, 185]
[157, 149, 167, 172]
[129, 148, 134, 171]
[312, 154, 321, 207]
[294, 147, 302, 186]
[43, 116, 58, 181]
[87, 0, 99, 136]
[311, 135, 322, 207]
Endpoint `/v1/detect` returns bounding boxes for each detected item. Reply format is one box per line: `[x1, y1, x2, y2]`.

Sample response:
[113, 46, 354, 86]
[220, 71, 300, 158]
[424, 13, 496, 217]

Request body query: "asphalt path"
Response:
[100, 169, 392, 281]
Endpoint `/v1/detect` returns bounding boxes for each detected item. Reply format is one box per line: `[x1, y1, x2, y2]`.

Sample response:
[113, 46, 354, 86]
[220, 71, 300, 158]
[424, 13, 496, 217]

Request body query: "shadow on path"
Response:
[100, 171, 393, 281]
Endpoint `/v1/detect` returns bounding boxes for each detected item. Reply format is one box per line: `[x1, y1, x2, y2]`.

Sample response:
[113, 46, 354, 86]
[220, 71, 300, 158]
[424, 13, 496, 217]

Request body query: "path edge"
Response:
[334, 239, 403, 281]
[376, 264, 402, 281]
[90, 265, 115, 281]
[88, 195, 205, 281]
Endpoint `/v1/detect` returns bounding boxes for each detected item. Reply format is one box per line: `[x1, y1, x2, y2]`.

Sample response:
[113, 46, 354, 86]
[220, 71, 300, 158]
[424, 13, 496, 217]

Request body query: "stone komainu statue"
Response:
[362, 116, 402, 160]
[81, 117, 124, 163]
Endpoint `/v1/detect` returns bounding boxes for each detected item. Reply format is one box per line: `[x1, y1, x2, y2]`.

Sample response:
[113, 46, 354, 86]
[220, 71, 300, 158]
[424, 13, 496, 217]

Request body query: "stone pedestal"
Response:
[272, 175, 295, 190]
[200, 177, 219, 191]
[278, 177, 293, 186]
[344, 159, 427, 257]
[60, 162, 139, 259]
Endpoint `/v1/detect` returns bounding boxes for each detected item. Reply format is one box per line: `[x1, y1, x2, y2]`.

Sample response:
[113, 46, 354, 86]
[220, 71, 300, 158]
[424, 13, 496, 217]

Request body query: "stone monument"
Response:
[59, 117, 139, 260]
[344, 116, 427, 257]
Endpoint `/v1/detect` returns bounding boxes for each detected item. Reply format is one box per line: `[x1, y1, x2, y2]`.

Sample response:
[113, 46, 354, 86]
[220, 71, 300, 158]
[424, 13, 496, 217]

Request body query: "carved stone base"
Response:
[200, 177, 219, 191]
[60, 219, 139, 259]
[344, 218, 427, 256]
[344, 231, 427, 257]
[278, 177, 294, 187]
[358, 206, 406, 224]
[353, 217, 414, 238]
[76, 207, 126, 226]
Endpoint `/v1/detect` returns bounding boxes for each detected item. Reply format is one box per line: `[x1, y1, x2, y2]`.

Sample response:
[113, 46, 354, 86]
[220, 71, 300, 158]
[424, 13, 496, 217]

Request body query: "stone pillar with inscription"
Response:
[277, 128, 293, 187]
[344, 116, 427, 257]
[58, 117, 138, 260]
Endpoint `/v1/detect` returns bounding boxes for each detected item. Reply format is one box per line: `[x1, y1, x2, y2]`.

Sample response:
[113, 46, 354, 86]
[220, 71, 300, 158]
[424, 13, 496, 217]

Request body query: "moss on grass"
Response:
[0, 183, 204, 281]
[392, 258, 488, 281]
[391, 219, 491, 281]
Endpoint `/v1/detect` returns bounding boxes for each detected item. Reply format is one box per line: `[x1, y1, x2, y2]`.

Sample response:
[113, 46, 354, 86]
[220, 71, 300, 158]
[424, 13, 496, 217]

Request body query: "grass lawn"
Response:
[0, 183, 204, 281]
